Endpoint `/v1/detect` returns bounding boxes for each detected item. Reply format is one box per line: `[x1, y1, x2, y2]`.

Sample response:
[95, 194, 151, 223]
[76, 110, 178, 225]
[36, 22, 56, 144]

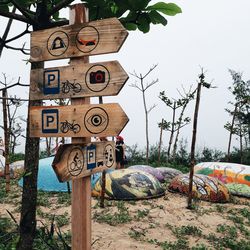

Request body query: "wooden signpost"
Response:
[30, 17, 128, 62]
[52, 141, 115, 182]
[29, 60, 128, 100]
[29, 4, 129, 250]
[29, 103, 128, 138]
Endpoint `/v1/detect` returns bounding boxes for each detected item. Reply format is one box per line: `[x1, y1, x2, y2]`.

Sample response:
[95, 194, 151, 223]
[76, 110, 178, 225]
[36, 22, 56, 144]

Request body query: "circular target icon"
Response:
[47, 31, 69, 56]
[76, 26, 99, 53]
[85, 64, 110, 92]
[84, 107, 109, 134]
[67, 147, 84, 176]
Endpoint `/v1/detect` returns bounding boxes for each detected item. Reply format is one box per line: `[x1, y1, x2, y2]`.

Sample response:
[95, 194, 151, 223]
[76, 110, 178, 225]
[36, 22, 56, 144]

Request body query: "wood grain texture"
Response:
[29, 60, 128, 100]
[52, 141, 115, 182]
[30, 17, 128, 62]
[69, 5, 91, 250]
[29, 103, 129, 138]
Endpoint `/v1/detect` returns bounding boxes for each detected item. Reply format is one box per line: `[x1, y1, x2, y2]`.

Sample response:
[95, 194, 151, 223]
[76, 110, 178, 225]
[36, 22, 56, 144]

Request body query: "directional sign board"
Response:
[30, 18, 128, 62]
[29, 103, 128, 138]
[52, 141, 115, 182]
[29, 60, 128, 100]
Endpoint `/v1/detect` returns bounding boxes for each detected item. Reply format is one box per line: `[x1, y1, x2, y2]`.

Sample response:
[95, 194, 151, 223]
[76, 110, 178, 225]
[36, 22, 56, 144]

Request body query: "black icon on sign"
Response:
[87, 114, 106, 127]
[67, 148, 84, 176]
[77, 39, 96, 47]
[84, 107, 109, 134]
[62, 79, 82, 93]
[50, 37, 66, 50]
[61, 120, 81, 134]
[104, 144, 114, 168]
[69, 152, 82, 172]
[90, 70, 105, 84]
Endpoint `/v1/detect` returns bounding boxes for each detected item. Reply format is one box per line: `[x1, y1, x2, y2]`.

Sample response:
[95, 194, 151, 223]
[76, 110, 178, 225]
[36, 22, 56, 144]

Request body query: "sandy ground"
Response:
[0, 182, 250, 249]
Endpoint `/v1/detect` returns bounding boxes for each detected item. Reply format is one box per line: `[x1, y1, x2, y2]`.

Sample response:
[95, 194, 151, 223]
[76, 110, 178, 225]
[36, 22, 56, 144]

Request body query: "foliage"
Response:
[9, 152, 25, 163]
[85, 0, 182, 33]
[0, 0, 181, 33]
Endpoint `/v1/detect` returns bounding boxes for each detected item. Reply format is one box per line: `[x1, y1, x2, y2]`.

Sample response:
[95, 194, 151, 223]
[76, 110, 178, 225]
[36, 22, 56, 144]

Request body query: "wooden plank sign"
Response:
[29, 103, 128, 138]
[30, 17, 128, 62]
[52, 141, 115, 182]
[29, 60, 128, 100]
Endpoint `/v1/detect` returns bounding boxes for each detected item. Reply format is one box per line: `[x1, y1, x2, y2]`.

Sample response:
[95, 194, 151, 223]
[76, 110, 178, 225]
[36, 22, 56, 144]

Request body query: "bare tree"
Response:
[130, 64, 158, 163]
[159, 90, 192, 161]
[172, 86, 195, 160]
[187, 69, 213, 209]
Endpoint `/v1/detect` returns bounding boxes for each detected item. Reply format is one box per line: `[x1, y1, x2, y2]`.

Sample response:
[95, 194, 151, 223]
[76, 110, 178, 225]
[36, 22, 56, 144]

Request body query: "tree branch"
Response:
[129, 83, 142, 92]
[142, 64, 158, 79]
[147, 104, 157, 114]
[144, 79, 159, 91]
[5, 25, 30, 43]
[0, 9, 32, 24]
[11, 0, 37, 25]
[4, 42, 29, 55]
[48, 0, 74, 17]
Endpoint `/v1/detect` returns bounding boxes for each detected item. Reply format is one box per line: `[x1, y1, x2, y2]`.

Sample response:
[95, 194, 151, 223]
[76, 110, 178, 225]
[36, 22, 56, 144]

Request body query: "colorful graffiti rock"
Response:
[155, 167, 182, 183]
[168, 174, 230, 203]
[194, 162, 250, 185]
[92, 169, 165, 200]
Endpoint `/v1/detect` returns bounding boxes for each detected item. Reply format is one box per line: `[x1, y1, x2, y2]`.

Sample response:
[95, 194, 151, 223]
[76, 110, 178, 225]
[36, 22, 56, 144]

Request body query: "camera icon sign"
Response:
[85, 64, 110, 92]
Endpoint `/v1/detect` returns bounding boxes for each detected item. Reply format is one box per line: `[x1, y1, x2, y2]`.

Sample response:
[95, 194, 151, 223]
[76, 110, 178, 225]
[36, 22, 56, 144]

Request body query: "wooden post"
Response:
[2, 89, 10, 192]
[70, 4, 91, 250]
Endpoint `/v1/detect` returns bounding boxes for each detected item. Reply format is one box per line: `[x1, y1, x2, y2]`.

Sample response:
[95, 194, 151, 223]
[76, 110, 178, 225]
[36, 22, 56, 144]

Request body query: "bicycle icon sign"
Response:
[67, 147, 84, 176]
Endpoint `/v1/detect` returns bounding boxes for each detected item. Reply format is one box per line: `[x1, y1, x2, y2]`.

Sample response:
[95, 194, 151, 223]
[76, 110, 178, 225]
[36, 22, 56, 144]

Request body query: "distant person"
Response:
[115, 135, 125, 169]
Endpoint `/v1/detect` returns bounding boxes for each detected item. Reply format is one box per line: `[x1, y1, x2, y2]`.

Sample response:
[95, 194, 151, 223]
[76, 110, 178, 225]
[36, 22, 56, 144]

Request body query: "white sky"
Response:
[1, 0, 250, 153]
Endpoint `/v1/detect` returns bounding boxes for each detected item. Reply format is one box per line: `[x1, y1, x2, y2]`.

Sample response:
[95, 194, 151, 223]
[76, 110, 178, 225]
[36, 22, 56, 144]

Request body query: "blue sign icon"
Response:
[43, 69, 60, 94]
[42, 109, 59, 133]
[87, 144, 96, 170]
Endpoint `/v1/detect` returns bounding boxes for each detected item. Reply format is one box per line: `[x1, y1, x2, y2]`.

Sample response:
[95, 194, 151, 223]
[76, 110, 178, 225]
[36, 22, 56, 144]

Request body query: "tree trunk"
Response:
[2, 89, 10, 192]
[187, 76, 202, 209]
[142, 85, 149, 164]
[227, 104, 237, 162]
[167, 102, 176, 161]
[17, 62, 43, 250]
[158, 118, 164, 166]
[172, 104, 187, 161]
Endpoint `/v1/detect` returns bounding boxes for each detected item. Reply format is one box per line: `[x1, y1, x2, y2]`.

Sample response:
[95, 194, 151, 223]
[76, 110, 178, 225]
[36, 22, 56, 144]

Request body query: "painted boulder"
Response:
[128, 165, 165, 182]
[155, 167, 182, 182]
[194, 162, 250, 197]
[168, 174, 230, 203]
[194, 162, 250, 185]
[19, 156, 71, 192]
[225, 183, 250, 198]
[92, 169, 165, 200]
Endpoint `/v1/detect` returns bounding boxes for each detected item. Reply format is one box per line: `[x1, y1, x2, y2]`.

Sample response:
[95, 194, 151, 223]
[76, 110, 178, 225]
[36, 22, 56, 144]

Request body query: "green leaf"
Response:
[122, 22, 137, 31]
[137, 13, 150, 33]
[148, 10, 167, 25]
[0, 4, 9, 12]
[147, 2, 182, 16]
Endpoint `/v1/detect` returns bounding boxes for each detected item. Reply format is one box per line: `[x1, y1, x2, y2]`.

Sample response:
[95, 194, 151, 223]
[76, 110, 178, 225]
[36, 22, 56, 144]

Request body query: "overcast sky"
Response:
[0, 0, 250, 153]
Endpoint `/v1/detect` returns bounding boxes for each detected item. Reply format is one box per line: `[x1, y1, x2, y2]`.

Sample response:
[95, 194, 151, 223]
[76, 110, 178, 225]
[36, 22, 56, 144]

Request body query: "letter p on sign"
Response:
[42, 109, 59, 133]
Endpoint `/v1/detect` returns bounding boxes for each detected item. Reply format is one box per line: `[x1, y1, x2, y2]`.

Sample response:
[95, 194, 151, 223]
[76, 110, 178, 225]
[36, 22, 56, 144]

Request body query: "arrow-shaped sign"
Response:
[52, 141, 115, 182]
[30, 17, 128, 62]
[29, 60, 128, 100]
[29, 103, 129, 138]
